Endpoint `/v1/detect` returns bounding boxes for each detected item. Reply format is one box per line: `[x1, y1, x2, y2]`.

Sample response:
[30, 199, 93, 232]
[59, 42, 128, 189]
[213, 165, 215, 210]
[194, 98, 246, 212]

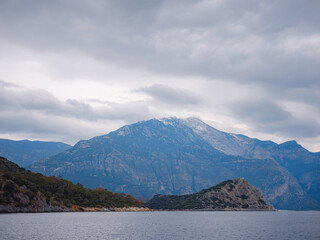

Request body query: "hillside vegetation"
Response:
[0, 156, 144, 213]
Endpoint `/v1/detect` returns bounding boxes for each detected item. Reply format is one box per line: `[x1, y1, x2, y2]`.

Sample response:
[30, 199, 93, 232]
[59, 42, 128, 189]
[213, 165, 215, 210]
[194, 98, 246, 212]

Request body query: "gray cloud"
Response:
[231, 100, 291, 123]
[230, 100, 320, 138]
[0, 1, 319, 150]
[283, 88, 320, 107]
[0, 82, 151, 122]
[139, 84, 202, 106]
[0, 79, 19, 88]
[0, 81, 152, 142]
[1, 0, 319, 91]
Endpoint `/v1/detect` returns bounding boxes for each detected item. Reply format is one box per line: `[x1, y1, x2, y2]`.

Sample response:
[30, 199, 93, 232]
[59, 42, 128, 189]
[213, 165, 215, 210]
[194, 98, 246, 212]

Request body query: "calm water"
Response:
[0, 211, 319, 240]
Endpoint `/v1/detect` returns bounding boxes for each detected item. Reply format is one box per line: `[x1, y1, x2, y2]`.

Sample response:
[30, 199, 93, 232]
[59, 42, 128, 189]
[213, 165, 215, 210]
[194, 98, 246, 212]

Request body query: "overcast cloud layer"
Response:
[0, 0, 319, 151]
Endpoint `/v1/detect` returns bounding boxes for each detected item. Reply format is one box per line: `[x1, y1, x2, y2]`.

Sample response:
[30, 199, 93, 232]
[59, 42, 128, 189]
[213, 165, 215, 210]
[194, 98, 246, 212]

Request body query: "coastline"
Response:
[146, 208, 276, 212]
[1, 205, 279, 213]
[0, 205, 151, 213]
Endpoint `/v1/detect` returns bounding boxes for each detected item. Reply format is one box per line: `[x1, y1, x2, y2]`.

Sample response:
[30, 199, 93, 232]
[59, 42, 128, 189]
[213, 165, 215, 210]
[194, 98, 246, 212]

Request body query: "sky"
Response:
[0, 0, 319, 152]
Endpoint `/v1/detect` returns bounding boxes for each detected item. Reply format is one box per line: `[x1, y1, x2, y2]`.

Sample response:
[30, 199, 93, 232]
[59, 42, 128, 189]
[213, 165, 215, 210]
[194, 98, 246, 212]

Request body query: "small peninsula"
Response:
[146, 178, 275, 211]
[0, 156, 147, 213]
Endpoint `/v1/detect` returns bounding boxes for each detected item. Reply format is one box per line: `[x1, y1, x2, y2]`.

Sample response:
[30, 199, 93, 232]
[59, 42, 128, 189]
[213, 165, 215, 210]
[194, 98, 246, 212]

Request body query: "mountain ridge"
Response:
[30, 117, 320, 210]
[0, 138, 71, 167]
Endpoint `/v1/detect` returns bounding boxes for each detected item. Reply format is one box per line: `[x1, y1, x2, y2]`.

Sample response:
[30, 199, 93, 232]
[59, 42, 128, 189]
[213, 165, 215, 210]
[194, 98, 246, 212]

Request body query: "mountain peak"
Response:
[279, 140, 303, 149]
[158, 116, 179, 125]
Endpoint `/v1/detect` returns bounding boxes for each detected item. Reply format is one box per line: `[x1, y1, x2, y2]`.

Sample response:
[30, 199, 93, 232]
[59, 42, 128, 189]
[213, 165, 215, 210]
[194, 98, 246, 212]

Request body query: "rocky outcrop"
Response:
[112, 207, 151, 212]
[146, 178, 275, 211]
[0, 191, 71, 213]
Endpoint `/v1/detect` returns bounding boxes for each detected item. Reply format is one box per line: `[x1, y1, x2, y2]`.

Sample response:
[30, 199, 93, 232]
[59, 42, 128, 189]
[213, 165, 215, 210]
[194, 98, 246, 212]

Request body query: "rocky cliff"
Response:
[146, 178, 275, 211]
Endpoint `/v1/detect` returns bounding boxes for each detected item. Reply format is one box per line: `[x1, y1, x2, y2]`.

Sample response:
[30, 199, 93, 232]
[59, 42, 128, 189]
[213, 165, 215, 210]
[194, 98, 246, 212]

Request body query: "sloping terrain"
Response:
[0, 156, 143, 213]
[182, 118, 320, 204]
[30, 117, 320, 210]
[0, 139, 71, 167]
[146, 178, 275, 210]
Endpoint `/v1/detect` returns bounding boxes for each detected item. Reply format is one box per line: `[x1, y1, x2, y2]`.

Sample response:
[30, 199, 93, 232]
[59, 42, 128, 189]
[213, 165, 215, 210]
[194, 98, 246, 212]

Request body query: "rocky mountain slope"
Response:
[182, 118, 320, 204]
[0, 139, 71, 167]
[146, 178, 275, 210]
[0, 156, 144, 213]
[30, 117, 320, 210]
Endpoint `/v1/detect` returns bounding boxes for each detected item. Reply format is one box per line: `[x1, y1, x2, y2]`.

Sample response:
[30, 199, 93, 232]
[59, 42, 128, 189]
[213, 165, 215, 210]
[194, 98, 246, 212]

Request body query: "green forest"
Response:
[0, 157, 144, 209]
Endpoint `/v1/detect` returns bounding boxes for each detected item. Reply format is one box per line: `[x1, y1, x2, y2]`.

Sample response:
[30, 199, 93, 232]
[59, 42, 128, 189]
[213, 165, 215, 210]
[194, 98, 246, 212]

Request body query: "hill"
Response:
[30, 117, 320, 210]
[0, 156, 144, 213]
[146, 178, 275, 210]
[0, 139, 71, 167]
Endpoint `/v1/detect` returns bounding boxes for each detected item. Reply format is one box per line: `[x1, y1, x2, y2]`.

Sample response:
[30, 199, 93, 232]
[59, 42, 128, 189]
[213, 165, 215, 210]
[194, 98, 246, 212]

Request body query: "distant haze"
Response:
[0, 0, 319, 152]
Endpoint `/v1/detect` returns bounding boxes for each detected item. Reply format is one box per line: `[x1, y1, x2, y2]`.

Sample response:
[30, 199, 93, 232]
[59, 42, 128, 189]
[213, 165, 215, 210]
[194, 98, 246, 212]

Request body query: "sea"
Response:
[0, 211, 319, 240]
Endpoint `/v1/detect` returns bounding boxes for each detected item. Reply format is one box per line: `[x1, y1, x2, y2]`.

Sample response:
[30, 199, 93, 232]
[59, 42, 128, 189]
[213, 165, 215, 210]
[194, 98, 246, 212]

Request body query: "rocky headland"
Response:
[146, 178, 275, 211]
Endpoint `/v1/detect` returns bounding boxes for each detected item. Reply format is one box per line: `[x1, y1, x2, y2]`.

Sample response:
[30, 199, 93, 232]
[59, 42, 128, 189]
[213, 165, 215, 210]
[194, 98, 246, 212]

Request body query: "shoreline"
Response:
[0, 205, 151, 214]
[146, 208, 276, 212]
[1, 206, 279, 213]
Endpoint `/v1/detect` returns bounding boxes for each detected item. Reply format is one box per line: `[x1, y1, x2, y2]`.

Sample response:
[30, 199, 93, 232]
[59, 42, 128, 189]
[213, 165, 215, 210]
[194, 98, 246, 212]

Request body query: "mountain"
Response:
[30, 117, 320, 210]
[182, 118, 320, 207]
[0, 139, 71, 167]
[146, 178, 275, 211]
[0, 156, 144, 213]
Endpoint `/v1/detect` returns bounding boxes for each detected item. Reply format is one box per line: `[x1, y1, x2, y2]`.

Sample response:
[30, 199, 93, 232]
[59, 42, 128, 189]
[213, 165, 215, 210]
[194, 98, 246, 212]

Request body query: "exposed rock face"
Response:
[146, 179, 275, 211]
[112, 207, 151, 212]
[30, 117, 320, 210]
[182, 118, 320, 206]
[0, 139, 71, 167]
[0, 191, 71, 213]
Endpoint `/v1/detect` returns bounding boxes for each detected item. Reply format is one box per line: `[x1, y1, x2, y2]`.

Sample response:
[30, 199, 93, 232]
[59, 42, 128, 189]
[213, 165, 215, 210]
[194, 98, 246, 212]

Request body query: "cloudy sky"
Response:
[0, 0, 319, 152]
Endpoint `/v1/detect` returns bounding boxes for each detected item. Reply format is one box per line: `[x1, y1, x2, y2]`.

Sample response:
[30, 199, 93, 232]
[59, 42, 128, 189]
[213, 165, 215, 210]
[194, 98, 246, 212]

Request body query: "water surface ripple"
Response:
[1, 211, 319, 240]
